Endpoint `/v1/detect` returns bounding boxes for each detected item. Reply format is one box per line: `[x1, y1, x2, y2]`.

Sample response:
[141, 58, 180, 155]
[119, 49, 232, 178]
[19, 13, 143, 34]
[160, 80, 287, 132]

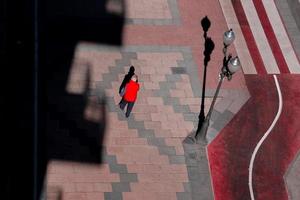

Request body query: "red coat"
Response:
[123, 80, 140, 102]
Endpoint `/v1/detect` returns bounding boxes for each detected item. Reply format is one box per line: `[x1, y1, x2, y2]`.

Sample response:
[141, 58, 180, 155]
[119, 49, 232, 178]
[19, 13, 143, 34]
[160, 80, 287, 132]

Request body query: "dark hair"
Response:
[129, 66, 135, 74]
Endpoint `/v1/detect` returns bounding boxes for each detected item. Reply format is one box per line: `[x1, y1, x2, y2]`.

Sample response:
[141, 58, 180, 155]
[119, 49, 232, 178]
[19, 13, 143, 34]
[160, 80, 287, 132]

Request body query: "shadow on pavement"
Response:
[1, 0, 125, 199]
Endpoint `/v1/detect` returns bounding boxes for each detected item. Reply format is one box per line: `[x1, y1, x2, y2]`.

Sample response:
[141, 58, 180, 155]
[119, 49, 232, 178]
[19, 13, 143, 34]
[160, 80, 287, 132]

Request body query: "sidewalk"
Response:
[45, 0, 250, 199]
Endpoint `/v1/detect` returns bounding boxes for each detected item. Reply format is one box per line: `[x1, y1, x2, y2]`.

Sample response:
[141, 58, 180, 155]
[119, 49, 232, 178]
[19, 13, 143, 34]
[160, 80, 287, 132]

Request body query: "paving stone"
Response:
[147, 138, 166, 146]
[169, 155, 186, 164]
[166, 74, 183, 82]
[137, 130, 155, 138]
[171, 67, 187, 74]
[173, 105, 191, 113]
[120, 173, 138, 183]
[111, 182, 131, 192]
[176, 192, 192, 200]
[211, 110, 234, 131]
[158, 146, 177, 155]
[104, 192, 122, 200]
[159, 82, 176, 90]
[109, 163, 128, 173]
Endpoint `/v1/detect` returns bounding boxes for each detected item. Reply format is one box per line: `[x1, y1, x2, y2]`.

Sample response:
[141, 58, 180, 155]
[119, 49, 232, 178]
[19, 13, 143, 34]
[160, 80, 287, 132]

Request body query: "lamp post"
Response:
[195, 29, 241, 144]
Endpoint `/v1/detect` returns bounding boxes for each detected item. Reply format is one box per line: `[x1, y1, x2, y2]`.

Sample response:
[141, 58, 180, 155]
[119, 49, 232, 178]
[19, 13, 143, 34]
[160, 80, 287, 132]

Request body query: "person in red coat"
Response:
[119, 75, 140, 117]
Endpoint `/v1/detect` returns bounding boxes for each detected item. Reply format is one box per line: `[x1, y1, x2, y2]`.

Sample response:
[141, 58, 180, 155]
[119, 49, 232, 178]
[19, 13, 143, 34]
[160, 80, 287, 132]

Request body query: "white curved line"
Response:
[248, 75, 283, 200]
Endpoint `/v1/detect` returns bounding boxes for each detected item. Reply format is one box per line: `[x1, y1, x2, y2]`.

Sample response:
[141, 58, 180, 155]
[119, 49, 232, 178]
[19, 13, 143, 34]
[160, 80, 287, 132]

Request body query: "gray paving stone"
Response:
[176, 192, 192, 200]
[127, 120, 145, 129]
[159, 82, 176, 90]
[137, 129, 155, 138]
[169, 155, 186, 164]
[162, 97, 180, 105]
[285, 150, 300, 200]
[104, 192, 122, 200]
[183, 113, 198, 122]
[183, 182, 192, 193]
[109, 163, 128, 173]
[173, 105, 191, 113]
[187, 166, 201, 181]
[171, 67, 187, 74]
[158, 146, 176, 155]
[210, 109, 221, 122]
[111, 182, 131, 192]
[120, 173, 138, 183]
[154, 90, 171, 97]
[211, 110, 234, 131]
[166, 74, 182, 82]
[147, 138, 166, 146]
[103, 154, 117, 164]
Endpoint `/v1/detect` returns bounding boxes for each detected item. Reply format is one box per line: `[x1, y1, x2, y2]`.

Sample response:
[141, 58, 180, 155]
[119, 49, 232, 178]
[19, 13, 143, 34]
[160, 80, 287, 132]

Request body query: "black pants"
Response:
[119, 98, 135, 117]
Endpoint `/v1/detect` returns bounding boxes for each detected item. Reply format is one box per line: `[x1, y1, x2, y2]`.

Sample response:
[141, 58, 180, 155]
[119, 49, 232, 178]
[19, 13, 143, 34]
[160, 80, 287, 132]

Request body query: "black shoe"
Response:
[125, 113, 130, 118]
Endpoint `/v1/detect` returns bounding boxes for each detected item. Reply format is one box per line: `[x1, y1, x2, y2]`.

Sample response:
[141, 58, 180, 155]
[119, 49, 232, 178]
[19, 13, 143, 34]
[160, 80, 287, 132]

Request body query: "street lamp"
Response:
[195, 29, 241, 144]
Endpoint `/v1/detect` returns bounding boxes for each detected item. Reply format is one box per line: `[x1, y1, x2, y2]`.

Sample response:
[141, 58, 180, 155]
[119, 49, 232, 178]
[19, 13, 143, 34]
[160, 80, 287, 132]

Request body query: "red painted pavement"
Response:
[207, 75, 278, 199]
[253, 75, 300, 200]
[208, 74, 300, 200]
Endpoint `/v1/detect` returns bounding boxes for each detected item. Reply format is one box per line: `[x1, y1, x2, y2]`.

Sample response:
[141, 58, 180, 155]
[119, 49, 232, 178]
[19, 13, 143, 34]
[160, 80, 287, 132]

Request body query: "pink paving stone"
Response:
[162, 165, 188, 174]
[116, 152, 150, 164]
[147, 97, 164, 105]
[188, 105, 200, 113]
[154, 66, 172, 74]
[114, 137, 132, 145]
[63, 192, 90, 200]
[130, 138, 148, 145]
[169, 89, 186, 98]
[123, 191, 177, 200]
[144, 121, 162, 130]
[149, 154, 169, 164]
[166, 113, 184, 121]
[132, 105, 158, 113]
[133, 113, 152, 121]
[107, 129, 139, 138]
[130, 182, 184, 192]
[175, 82, 193, 91]
[161, 121, 179, 130]
[155, 105, 174, 113]
[183, 89, 194, 97]
[150, 113, 168, 122]
[130, 182, 166, 192]
[171, 129, 189, 137]
[165, 138, 183, 146]
[175, 146, 185, 155]
[135, 96, 149, 105]
[150, 74, 166, 82]
[47, 161, 75, 174]
[93, 183, 112, 192]
[86, 192, 105, 200]
[127, 164, 145, 173]
[143, 81, 160, 89]
[140, 66, 156, 75]
[180, 74, 190, 82]
[107, 146, 126, 155]
[73, 163, 110, 174]
[138, 172, 188, 182]
[126, 0, 172, 19]
[75, 183, 94, 192]
[179, 97, 201, 105]
[153, 129, 173, 137]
